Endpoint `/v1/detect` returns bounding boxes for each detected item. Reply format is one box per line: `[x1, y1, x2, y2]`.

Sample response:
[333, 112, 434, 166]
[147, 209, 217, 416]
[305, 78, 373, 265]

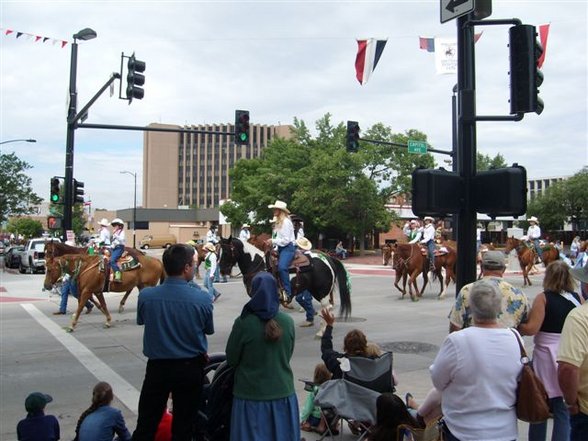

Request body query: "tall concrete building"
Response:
[143, 122, 292, 209]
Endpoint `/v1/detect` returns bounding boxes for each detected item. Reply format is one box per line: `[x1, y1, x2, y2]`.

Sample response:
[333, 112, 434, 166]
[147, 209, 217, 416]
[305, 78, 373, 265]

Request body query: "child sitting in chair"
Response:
[300, 363, 333, 434]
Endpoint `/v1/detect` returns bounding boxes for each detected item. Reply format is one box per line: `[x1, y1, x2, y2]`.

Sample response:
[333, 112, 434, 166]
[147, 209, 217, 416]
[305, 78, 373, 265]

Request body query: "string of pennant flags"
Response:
[1, 27, 69, 48]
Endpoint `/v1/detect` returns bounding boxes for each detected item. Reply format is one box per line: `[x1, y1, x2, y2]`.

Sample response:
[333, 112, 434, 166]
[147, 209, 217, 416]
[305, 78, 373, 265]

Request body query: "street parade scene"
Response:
[1, 1, 587, 441]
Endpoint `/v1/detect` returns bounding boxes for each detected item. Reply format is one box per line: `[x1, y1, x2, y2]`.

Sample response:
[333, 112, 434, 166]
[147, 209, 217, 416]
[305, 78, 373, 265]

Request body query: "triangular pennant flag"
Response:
[537, 24, 550, 68]
[43, 37, 49, 42]
[5, 29, 13, 35]
[35, 35, 42, 42]
[16, 32, 23, 38]
[61, 40, 67, 48]
[474, 31, 483, 43]
[355, 38, 387, 85]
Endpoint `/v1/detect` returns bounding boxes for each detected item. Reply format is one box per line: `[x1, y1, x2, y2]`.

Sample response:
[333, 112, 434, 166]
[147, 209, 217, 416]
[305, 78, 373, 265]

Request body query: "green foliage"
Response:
[476, 152, 507, 171]
[0, 153, 43, 223]
[526, 168, 588, 231]
[6, 217, 44, 239]
[222, 114, 450, 249]
[48, 201, 87, 237]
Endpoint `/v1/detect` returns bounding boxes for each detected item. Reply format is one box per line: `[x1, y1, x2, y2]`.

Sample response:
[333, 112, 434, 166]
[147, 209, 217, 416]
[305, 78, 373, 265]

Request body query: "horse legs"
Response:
[68, 289, 90, 332]
[409, 270, 420, 302]
[118, 289, 134, 313]
[95, 293, 112, 327]
[393, 269, 406, 298]
[315, 298, 332, 338]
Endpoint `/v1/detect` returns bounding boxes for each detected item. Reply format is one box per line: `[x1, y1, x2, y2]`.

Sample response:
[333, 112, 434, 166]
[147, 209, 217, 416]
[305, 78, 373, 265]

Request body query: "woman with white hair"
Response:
[430, 281, 524, 441]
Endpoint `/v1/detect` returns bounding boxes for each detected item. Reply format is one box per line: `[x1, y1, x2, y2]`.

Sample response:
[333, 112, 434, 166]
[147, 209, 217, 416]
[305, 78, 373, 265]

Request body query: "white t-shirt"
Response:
[430, 327, 523, 441]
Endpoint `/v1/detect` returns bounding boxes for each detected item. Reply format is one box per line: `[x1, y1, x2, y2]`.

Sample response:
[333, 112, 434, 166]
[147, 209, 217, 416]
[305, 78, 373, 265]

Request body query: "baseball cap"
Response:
[25, 392, 53, 413]
[482, 251, 506, 269]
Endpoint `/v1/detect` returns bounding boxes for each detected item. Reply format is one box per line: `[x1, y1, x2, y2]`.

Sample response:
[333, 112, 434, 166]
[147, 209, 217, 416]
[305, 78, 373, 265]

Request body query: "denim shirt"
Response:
[78, 405, 131, 441]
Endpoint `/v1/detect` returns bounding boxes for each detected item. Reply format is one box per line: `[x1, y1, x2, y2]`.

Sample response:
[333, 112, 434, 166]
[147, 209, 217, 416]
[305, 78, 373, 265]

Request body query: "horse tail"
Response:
[330, 257, 351, 319]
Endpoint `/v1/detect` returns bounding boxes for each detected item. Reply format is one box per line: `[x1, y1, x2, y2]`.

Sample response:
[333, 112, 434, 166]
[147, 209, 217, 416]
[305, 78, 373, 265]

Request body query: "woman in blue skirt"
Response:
[226, 272, 299, 441]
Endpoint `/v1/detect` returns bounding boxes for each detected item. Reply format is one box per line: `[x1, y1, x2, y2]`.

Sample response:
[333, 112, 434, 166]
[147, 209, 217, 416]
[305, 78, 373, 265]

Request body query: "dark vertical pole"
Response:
[132, 172, 137, 248]
[63, 39, 78, 240]
[455, 16, 478, 292]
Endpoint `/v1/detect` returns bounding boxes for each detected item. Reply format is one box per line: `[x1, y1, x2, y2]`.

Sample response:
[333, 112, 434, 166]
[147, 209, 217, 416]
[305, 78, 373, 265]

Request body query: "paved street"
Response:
[1, 251, 546, 440]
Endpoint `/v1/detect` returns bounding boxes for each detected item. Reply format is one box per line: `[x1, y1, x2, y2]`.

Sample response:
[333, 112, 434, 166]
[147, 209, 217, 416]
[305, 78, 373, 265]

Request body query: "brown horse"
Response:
[45, 241, 165, 314]
[504, 237, 559, 286]
[382, 244, 393, 266]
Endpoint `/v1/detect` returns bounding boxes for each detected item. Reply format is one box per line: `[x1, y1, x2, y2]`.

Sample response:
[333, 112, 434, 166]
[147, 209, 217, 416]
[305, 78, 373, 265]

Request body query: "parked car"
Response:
[5, 245, 24, 268]
[139, 234, 177, 250]
[17, 237, 61, 274]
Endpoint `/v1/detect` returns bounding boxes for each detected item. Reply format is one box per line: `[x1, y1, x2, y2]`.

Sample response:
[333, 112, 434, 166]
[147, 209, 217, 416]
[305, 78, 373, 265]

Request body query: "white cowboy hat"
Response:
[527, 216, 539, 224]
[204, 242, 216, 252]
[98, 218, 110, 227]
[410, 219, 418, 225]
[296, 237, 312, 251]
[268, 200, 290, 214]
[242, 224, 250, 228]
[424, 216, 435, 222]
[111, 218, 124, 226]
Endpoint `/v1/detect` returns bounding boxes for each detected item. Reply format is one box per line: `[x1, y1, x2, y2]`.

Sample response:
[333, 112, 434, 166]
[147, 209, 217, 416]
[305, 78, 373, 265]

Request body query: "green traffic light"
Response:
[240, 133, 248, 142]
[51, 194, 59, 202]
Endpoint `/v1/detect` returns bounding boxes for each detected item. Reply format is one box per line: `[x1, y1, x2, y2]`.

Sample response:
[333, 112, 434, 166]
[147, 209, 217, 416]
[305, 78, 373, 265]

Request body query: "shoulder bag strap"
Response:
[510, 328, 529, 362]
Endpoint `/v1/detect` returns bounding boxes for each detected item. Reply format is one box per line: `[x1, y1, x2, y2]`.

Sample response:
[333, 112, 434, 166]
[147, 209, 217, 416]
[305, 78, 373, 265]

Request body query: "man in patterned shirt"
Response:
[448, 251, 530, 332]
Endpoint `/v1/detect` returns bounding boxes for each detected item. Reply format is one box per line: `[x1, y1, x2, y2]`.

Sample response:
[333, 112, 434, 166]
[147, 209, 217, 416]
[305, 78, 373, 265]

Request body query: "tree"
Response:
[0, 153, 42, 223]
[476, 152, 507, 171]
[527, 168, 588, 231]
[6, 217, 43, 239]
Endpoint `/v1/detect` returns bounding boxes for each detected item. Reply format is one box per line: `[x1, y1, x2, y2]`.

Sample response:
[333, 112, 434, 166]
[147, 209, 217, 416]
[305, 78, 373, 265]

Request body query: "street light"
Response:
[63, 27, 97, 239]
[0, 139, 36, 145]
[120, 170, 137, 248]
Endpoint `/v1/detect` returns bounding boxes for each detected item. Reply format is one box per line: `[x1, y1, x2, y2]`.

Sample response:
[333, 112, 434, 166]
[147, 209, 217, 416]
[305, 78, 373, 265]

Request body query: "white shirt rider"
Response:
[272, 217, 295, 247]
[99, 226, 111, 246]
[239, 227, 250, 242]
[206, 228, 219, 245]
[111, 228, 126, 247]
[527, 224, 541, 240]
[420, 223, 435, 244]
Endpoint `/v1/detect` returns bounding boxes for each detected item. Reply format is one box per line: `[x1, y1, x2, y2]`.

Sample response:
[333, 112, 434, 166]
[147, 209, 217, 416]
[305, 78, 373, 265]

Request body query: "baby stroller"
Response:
[194, 353, 235, 441]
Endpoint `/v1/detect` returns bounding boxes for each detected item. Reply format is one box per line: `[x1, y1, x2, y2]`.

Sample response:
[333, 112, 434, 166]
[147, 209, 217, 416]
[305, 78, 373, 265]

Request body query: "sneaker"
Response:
[299, 320, 314, 327]
[52, 311, 66, 315]
[114, 271, 122, 282]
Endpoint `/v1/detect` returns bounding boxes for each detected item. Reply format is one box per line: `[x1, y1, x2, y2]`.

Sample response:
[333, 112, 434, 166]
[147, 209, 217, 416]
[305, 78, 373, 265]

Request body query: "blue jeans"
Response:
[203, 269, 218, 301]
[278, 243, 295, 297]
[427, 240, 435, 269]
[529, 397, 570, 441]
[296, 290, 315, 322]
[110, 245, 124, 272]
[59, 279, 92, 313]
[214, 264, 227, 282]
[571, 411, 588, 441]
[533, 239, 543, 258]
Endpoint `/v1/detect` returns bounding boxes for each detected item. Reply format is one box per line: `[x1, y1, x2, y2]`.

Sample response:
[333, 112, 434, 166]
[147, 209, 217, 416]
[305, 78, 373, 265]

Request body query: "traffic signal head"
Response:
[509, 24, 544, 115]
[126, 53, 146, 104]
[235, 110, 250, 145]
[73, 179, 85, 204]
[411, 168, 463, 217]
[346, 121, 360, 152]
[50, 177, 62, 204]
[473, 165, 527, 217]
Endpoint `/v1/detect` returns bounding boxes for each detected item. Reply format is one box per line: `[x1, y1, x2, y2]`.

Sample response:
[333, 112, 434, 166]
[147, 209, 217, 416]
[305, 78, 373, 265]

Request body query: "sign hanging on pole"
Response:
[407, 140, 428, 154]
[440, 0, 475, 23]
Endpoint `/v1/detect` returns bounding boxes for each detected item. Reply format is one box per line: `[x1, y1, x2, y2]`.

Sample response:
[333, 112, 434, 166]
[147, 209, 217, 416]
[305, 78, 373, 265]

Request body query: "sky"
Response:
[1, 0, 587, 212]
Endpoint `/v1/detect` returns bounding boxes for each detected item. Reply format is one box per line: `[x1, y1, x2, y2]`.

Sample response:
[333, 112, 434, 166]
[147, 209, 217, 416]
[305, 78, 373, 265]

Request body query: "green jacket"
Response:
[226, 311, 295, 400]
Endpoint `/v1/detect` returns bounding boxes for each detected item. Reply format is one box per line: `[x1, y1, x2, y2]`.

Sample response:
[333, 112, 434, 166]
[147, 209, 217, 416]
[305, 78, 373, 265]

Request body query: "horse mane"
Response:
[241, 239, 265, 259]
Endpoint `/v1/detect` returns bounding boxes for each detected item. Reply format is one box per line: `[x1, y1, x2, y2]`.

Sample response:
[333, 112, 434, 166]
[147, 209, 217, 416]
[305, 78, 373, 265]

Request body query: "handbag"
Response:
[510, 329, 550, 423]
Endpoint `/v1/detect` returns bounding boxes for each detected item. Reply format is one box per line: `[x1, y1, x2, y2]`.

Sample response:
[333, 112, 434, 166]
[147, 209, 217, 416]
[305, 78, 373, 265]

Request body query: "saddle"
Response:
[268, 249, 312, 273]
[419, 246, 449, 257]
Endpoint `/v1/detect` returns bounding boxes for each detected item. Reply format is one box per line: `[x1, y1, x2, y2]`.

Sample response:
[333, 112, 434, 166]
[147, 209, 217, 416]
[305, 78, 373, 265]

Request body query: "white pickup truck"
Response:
[18, 238, 61, 274]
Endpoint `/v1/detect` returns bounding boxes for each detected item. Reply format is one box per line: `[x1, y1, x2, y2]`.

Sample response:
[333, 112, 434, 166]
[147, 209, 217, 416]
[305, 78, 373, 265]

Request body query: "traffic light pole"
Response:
[454, 14, 478, 292]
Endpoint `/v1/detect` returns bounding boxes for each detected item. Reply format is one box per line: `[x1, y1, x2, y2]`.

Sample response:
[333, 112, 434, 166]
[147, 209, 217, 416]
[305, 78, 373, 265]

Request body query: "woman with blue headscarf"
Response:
[225, 272, 299, 441]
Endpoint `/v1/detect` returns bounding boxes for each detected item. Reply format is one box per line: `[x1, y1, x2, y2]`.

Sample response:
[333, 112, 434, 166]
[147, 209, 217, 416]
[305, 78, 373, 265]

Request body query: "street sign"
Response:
[440, 0, 475, 23]
[407, 140, 428, 154]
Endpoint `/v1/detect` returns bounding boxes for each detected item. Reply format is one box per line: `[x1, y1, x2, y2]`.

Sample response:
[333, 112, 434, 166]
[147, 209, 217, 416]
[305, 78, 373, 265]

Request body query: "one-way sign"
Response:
[440, 0, 475, 23]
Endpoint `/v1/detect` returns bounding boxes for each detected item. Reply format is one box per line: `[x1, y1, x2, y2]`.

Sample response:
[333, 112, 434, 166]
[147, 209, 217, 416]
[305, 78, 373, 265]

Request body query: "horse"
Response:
[504, 237, 559, 286]
[218, 237, 351, 336]
[382, 244, 393, 266]
[45, 240, 165, 313]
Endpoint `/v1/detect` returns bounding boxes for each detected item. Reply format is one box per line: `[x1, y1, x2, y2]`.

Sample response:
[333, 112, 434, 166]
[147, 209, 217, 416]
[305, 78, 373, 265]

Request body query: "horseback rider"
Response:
[110, 218, 126, 282]
[238, 224, 251, 242]
[407, 220, 422, 244]
[206, 224, 226, 283]
[292, 215, 305, 240]
[295, 237, 316, 327]
[420, 217, 436, 272]
[97, 218, 111, 248]
[267, 200, 296, 302]
[527, 216, 542, 262]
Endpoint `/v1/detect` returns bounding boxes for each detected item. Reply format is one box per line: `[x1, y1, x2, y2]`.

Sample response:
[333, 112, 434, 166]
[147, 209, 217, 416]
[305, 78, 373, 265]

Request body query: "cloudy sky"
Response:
[1, 0, 586, 212]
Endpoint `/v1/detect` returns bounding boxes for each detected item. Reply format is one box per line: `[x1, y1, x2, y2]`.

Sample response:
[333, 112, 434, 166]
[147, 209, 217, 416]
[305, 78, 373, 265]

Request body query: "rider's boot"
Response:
[114, 271, 122, 282]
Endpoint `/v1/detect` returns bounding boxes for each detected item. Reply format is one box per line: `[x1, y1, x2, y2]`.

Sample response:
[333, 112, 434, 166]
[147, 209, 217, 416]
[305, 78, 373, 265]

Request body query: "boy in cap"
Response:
[16, 392, 60, 441]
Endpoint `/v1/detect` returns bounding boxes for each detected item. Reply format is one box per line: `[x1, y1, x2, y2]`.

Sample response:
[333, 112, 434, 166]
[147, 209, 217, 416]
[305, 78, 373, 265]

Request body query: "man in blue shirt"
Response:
[17, 392, 60, 441]
[132, 244, 214, 441]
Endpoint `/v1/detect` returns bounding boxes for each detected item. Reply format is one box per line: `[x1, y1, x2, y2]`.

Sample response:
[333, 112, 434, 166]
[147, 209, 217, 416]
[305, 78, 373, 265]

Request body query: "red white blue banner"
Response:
[355, 39, 387, 85]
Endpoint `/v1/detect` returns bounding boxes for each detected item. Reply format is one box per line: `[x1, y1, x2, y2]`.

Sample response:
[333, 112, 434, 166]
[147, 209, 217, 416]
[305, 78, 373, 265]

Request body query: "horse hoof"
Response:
[118, 305, 124, 314]
[104, 322, 112, 329]
[64, 327, 74, 333]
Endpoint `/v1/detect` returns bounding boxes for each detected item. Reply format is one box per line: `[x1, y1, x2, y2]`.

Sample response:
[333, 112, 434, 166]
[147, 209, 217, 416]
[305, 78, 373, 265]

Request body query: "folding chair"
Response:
[397, 418, 444, 441]
[314, 351, 395, 440]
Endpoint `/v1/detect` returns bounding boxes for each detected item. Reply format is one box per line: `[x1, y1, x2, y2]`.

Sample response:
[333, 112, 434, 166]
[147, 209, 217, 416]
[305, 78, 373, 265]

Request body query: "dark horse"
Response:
[504, 237, 559, 286]
[218, 237, 351, 335]
[44, 240, 165, 315]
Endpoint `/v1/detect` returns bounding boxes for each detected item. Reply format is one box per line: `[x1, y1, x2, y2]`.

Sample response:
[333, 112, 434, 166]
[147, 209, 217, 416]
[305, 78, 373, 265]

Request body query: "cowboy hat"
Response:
[204, 242, 216, 252]
[296, 237, 312, 251]
[570, 265, 588, 284]
[242, 224, 250, 228]
[424, 216, 435, 222]
[268, 200, 290, 214]
[98, 218, 110, 227]
[111, 218, 124, 226]
[527, 216, 539, 224]
[410, 219, 418, 225]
